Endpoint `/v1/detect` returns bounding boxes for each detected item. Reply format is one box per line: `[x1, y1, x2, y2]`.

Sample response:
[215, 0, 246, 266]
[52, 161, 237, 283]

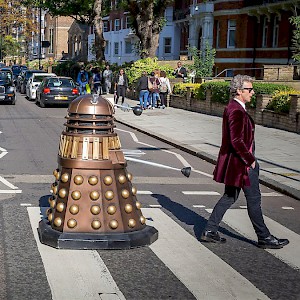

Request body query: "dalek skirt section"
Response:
[38, 94, 158, 249]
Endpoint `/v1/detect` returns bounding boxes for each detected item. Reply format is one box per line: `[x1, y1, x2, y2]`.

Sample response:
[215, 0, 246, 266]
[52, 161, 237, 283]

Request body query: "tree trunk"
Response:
[93, 0, 106, 62]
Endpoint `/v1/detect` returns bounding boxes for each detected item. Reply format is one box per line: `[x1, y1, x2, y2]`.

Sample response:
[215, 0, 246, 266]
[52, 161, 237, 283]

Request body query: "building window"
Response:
[103, 21, 109, 32]
[262, 16, 268, 48]
[114, 42, 119, 55]
[227, 19, 236, 48]
[115, 18, 120, 31]
[125, 16, 130, 29]
[226, 69, 233, 77]
[49, 28, 54, 54]
[216, 20, 220, 48]
[164, 37, 171, 54]
[105, 41, 109, 54]
[272, 15, 279, 48]
[125, 41, 132, 53]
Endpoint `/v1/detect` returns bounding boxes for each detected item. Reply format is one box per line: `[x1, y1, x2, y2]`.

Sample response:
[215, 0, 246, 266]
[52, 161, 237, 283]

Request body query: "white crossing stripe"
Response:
[182, 191, 220, 195]
[149, 204, 162, 208]
[193, 205, 206, 208]
[261, 192, 283, 196]
[144, 208, 269, 300]
[239, 205, 247, 209]
[0, 190, 22, 194]
[20, 203, 32, 206]
[282, 206, 294, 210]
[137, 190, 153, 195]
[206, 209, 300, 270]
[27, 207, 125, 300]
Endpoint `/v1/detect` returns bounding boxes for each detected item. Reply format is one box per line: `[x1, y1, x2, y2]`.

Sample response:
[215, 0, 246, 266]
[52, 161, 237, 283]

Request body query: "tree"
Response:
[290, 15, 300, 62]
[120, 0, 174, 58]
[188, 41, 216, 78]
[21, 0, 109, 62]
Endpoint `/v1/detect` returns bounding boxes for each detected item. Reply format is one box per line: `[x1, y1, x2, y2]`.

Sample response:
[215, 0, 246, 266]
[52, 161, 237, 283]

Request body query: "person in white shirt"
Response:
[158, 70, 172, 109]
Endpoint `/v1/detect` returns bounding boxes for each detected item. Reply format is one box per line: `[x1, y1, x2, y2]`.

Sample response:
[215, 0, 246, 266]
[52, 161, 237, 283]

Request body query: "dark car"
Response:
[19, 69, 46, 94]
[36, 76, 79, 107]
[0, 70, 16, 105]
[11, 65, 27, 84]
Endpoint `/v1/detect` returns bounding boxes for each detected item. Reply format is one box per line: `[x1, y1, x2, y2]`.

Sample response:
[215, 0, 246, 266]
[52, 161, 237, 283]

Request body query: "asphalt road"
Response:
[0, 93, 299, 300]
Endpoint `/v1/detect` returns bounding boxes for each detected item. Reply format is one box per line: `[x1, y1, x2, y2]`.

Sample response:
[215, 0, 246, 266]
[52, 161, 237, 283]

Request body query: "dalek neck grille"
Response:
[65, 95, 115, 134]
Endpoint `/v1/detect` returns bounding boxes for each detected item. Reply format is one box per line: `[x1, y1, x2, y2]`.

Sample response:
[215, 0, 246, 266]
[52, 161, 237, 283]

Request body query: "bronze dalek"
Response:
[38, 94, 158, 249]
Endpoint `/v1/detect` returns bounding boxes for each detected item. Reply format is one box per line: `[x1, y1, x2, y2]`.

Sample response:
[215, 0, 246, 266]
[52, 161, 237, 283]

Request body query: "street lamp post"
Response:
[39, 6, 42, 69]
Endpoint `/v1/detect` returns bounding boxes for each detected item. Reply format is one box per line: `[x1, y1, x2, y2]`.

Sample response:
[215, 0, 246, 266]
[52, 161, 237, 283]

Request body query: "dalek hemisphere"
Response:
[38, 94, 158, 249]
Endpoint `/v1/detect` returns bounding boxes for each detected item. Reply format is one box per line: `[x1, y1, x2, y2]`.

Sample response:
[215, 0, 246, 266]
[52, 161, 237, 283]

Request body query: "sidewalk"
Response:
[104, 94, 300, 200]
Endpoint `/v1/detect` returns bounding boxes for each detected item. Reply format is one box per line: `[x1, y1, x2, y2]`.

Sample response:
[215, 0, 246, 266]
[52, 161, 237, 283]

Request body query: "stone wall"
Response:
[170, 89, 300, 134]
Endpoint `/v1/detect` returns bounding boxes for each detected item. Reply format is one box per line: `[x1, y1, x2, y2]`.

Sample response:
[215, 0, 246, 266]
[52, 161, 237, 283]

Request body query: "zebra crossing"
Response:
[26, 200, 299, 300]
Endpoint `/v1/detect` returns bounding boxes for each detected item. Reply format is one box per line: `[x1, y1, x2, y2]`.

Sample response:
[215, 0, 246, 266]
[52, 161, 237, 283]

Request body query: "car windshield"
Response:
[0, 72, 12, 84]
[48, 78, 75, 87]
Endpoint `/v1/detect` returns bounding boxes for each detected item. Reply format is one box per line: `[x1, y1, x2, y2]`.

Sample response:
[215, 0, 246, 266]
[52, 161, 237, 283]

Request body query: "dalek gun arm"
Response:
[114, 102, 143, 116]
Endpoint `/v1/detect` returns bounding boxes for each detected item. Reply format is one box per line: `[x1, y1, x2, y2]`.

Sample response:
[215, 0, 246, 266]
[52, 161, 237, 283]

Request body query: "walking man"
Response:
[201, 74, 289, 249]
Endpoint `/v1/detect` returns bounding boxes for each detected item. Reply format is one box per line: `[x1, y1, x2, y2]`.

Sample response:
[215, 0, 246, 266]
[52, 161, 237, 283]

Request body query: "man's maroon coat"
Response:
[213, 99, 256, 188]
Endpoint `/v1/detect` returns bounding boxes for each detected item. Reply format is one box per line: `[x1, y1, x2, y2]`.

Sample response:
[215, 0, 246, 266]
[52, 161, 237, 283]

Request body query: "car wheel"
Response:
[40, 99, 46, 108]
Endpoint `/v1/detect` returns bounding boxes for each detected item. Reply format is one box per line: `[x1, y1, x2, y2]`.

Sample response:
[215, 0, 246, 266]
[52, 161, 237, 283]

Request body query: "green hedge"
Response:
[173, 81, 294, 111]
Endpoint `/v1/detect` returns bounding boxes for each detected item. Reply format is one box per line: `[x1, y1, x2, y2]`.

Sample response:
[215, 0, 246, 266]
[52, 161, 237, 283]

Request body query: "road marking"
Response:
[27, 207, 125, 300]
[137, 190, 153, 195]
[193, 205, 206, 208]
[122, 149, 146, 156]
[149, 204, 162, 208]
[0, 176, 20, 189]
[144, 208, 269, 300]
[20, 203, 32, 206]
[206, 209, 300, 270]
[0, 190, 22, 194]
[261, 192, 283, 197]
[282, 206, 294, 210]
[240, 205, 247, 209]
[182, 191, 220, 195]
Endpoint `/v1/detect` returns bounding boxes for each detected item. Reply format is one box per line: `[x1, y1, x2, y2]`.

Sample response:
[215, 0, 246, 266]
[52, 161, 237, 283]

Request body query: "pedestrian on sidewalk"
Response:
[114, 69, 129, 105]
[76, 66, 89, 95]
[136, 71, 150, 109]
[92, 67, 102, 95]
[103, 64, 113, 94]
[201, 74, 289, 249]
[159, 70, 172, 109]
[148, 70, 160, 109]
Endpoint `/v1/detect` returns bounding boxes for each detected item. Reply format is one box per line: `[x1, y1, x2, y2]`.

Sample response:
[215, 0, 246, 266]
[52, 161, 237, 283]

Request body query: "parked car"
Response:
[19, 69, 47, 94]
[26, 72, 56, 100]
[36, 76, 79, 107]
[0, 70, 16, 105]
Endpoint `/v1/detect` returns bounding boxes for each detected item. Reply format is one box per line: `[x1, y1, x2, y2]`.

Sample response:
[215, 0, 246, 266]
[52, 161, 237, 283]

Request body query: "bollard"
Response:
[38, 94, 158, 249]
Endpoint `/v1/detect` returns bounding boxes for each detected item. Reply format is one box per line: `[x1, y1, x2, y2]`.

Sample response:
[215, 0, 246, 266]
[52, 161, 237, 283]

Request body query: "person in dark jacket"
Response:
[173, 61, 187, 80]
[136, 71, 149, 109]
[201, 74, 289, 249]
[114, 69, 129, 104]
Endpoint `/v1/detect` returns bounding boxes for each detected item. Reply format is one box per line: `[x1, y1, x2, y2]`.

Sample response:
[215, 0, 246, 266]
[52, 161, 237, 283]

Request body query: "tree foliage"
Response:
[290, 15, 300, 62]
[188, 42, 216, 78]
[119, 0, 174, 58]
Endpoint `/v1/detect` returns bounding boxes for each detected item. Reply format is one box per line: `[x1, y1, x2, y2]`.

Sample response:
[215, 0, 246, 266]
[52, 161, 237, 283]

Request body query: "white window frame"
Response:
[262, 16, 268, 48]
[125, 16, 130, 29]
[227, 19, 236, 48]
[114, 42, 119, 55]
[125, 41, 132, 54]
[115, 18, 120, 31]
[103, 21, 108, 32]
[272, 15, 279, 48]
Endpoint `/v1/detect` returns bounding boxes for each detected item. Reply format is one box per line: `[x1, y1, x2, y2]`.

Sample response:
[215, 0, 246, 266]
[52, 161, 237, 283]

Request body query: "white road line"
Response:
[149, 204, 162, 208]
[240, 205, 247, 209]
[20, 203, 32, 206]
[27, 207, 125, 300]
[193, 205, 206, 208]
[0, 175, 20, 189]
[206, 209, 300, 270]
[261, 192, 283, 197]
[182, 191, 220, 195]
[0, 190, 22, 194]
[144, 208, 269, 300]
[0, 151, 8, 159]
[282, 206, 294, 210]
[137, 190, 153, 195]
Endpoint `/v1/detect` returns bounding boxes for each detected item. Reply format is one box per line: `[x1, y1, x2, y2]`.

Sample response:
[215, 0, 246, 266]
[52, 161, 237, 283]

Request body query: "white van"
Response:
[26, 72, 56, 100]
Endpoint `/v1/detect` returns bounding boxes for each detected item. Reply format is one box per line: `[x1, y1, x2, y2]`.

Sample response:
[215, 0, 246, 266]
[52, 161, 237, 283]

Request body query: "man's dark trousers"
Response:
[205, 161, 271, 239]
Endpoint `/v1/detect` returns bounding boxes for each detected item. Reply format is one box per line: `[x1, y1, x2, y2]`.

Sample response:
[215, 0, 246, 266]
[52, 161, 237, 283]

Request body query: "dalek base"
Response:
[38, 218, 158, 250]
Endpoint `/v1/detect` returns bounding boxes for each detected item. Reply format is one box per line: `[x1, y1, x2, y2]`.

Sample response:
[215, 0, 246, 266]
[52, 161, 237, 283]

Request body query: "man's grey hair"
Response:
[230, 74, 254, 96]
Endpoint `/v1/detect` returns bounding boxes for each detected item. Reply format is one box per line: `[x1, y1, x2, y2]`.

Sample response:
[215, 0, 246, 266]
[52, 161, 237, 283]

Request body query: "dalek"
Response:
[38, 94, 158, 249]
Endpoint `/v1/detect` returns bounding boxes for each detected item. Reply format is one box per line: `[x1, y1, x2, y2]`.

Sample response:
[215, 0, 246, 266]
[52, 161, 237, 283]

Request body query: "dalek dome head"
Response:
[65, 94, 116, 134]
[68, 94, 115, 116]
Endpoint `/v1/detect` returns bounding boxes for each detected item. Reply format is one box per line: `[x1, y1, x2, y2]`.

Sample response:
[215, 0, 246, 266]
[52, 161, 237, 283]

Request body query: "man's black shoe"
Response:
[258, 235, 289, 249]
[200, 230, 226, 243]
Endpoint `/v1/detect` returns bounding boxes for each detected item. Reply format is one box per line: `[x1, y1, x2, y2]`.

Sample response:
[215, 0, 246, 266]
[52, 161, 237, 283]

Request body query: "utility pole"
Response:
[39, 6, 42, 69]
